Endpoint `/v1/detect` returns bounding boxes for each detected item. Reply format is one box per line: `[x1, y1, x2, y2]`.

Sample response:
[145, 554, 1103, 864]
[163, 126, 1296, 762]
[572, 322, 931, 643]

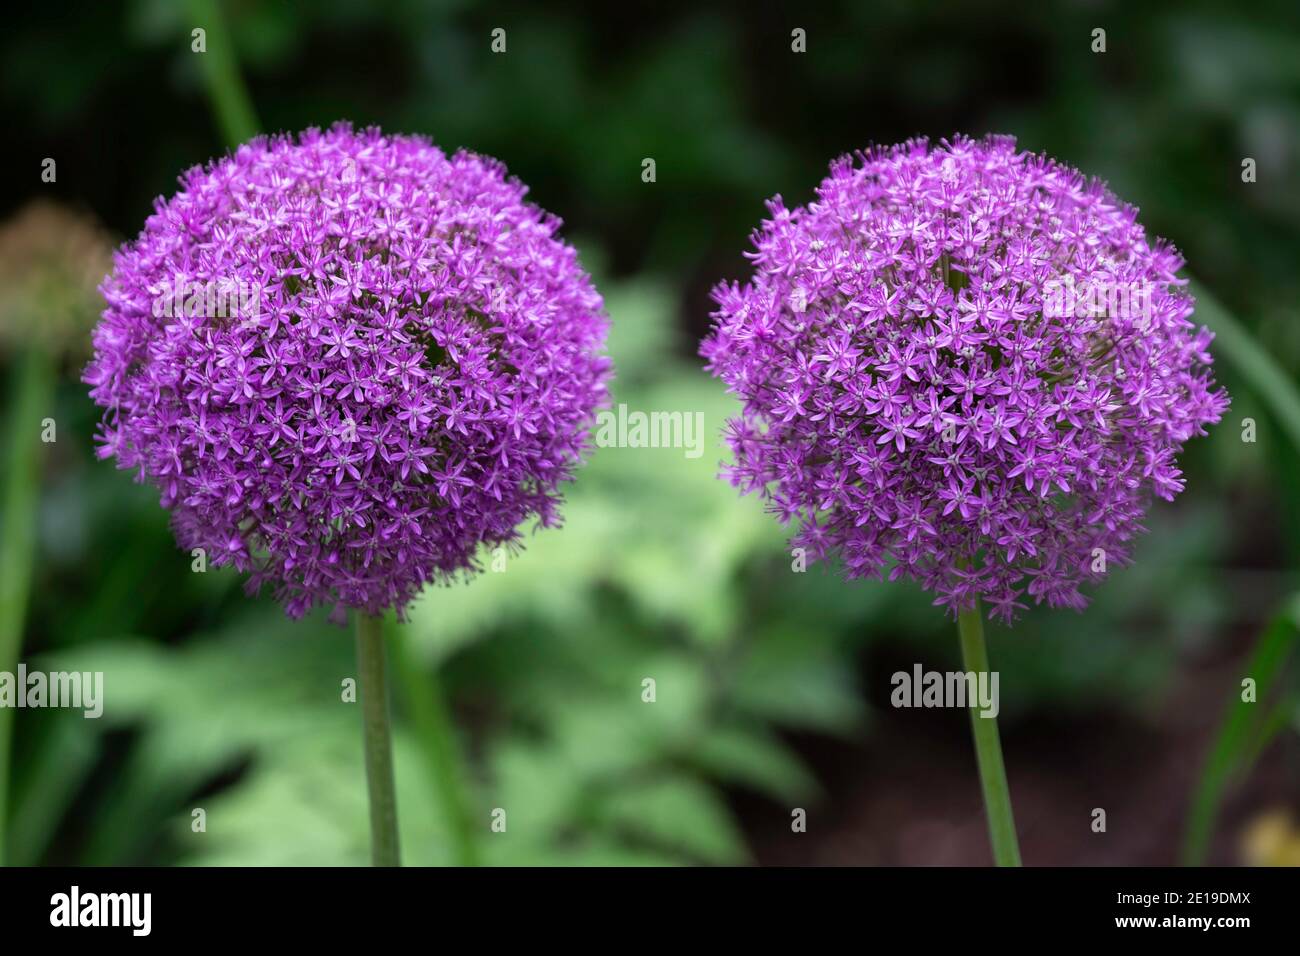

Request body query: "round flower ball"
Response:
[86, 124, 610, 620]
[701, 135, 1227, 621]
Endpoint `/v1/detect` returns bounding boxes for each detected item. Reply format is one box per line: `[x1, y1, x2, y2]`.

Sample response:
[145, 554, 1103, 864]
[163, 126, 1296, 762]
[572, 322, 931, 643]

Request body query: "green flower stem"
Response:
[957, 600, 1022, 866]
[186, 0, 260, 147]
[355, 614, 400, 867]
[390, 625, 480, 866]
[1182, 598, 1300, 865]
[0, 349, 55, 866]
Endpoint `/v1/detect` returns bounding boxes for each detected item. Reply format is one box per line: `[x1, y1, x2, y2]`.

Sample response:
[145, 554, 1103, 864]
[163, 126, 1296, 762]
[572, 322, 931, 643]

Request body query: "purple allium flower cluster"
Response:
[86, 124, 610, 620]
[701, 135, 1228, 621]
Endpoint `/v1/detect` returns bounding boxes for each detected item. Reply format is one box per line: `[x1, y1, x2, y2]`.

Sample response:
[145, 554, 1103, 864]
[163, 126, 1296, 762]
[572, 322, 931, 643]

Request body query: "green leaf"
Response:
[686, 722, 819, 803]
[731, 630, 864, 734]
[595, 774, 748, 865]
[1182, 593, 1300, 864]
[1190, 279, 1300, 458]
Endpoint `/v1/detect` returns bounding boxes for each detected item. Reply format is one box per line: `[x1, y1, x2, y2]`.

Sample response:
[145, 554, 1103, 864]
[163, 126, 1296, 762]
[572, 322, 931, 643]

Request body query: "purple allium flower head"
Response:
[86, 124, 610, 620]
[701, 135, 1228, 621]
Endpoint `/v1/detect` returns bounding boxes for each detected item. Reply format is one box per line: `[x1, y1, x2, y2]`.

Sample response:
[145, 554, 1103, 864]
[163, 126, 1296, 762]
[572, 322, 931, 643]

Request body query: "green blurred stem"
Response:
[390, 626, 479, 866]
[0, 349, 55, 866]
[186, 0, 260, 147]
[1189, 280, 1300, 459]
[355, 614, 400, 867]
[1182, 598, 1299, 865]
[957, 601, 1022, 867]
